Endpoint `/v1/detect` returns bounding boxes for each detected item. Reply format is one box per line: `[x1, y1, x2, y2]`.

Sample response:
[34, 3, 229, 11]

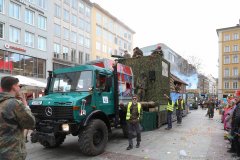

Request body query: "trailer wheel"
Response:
[78, 119, 108, 156]
[39, 133, 66, 148]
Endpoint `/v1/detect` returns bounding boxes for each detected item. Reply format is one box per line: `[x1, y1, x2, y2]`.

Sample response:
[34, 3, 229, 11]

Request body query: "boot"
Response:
[126, 145, 133, 150]
[136, 142, 140, 148]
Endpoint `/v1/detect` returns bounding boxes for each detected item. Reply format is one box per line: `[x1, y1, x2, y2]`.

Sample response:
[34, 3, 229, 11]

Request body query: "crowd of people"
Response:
[219, 91, 240, 156]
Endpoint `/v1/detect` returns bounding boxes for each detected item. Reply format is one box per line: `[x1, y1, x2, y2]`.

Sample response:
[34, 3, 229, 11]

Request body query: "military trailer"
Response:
[29, 55, 171, 156]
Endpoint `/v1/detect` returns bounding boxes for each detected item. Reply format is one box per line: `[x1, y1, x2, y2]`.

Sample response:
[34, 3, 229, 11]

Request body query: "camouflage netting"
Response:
[119, 55, 170, 105]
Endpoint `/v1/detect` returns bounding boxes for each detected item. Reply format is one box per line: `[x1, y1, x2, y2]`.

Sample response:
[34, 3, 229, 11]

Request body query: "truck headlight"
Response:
[62, 124, 69, 132]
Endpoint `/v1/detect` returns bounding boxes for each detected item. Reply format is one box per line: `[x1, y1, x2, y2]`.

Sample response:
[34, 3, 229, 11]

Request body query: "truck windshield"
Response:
[50, 71, 92, 92]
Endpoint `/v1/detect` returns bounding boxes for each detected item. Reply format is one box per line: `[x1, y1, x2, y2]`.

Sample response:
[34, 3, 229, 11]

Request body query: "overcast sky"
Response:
[91, 0, 240, 78]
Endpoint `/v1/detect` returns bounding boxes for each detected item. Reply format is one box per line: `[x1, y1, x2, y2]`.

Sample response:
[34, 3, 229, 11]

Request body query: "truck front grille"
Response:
[30, 106, 73, 120]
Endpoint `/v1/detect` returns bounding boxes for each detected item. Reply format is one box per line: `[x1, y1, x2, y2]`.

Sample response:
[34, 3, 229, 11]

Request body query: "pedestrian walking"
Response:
[0, 76, 35, 160]
[125, 94, 142, 150]
[207, 98, 215, 119]
[175, 96, 184, 124]
[164, 94, 174, 130]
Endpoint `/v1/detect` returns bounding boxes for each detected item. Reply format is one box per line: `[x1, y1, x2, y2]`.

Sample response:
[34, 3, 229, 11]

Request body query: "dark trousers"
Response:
[167, 111, 172, 128]
[209, 108, 214, 118]
[127, 122, 141, 146]
[176, 109, 182, 124]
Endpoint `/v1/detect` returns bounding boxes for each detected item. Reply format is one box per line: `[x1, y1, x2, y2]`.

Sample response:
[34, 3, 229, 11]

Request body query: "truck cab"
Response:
[30, 61, 134, 156]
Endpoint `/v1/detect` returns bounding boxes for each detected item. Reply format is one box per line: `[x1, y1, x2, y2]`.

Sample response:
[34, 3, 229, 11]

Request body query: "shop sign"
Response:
[4, 43, 26, 52]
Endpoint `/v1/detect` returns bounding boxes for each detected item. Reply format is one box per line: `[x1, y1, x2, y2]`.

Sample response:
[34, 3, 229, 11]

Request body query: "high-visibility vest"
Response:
[126, 102, 141, 120]
[167, 101, 174, 112]
[176, 100, 184, 110]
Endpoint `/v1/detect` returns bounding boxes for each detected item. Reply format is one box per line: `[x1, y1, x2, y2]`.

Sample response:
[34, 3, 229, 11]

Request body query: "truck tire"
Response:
[78, 119, 108, 156]
[39, 133, 66, 148]
[122, 124, 128, 138]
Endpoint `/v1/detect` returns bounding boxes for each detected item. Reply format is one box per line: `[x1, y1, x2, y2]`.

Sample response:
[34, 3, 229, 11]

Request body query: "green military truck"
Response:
[30, 55, 170, 156]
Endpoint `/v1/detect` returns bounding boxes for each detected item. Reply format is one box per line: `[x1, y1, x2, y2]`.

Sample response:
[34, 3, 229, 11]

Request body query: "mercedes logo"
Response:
[45, 107, 53, 116]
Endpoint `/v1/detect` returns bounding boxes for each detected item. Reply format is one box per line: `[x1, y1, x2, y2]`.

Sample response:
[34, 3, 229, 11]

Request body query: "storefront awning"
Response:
[14, 75, 46, 88]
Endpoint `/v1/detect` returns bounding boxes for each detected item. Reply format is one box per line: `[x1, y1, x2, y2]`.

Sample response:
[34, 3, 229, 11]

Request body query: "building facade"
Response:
[51, 0, 92, 70]
[197, 74, 210, 95]
[217, 22, 240, 98]
[91, 3, 135, 60]
[0, 0, 50, 81]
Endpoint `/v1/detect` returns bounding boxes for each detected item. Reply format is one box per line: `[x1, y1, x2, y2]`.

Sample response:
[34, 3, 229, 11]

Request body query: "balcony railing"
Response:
[223, 76, 240, 80]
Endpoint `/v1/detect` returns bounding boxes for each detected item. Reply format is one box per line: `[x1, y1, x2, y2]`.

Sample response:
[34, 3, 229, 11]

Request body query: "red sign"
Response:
[5, 43, 26, 52]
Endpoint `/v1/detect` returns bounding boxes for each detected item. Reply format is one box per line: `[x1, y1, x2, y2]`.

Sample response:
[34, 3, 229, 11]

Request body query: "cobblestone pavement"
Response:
[26, 109, 239, 160]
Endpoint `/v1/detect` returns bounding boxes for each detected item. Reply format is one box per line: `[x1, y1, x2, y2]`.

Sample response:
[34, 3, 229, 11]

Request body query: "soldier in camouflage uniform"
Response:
[136, 74, 147, 101]
[0, 76, 35, 160]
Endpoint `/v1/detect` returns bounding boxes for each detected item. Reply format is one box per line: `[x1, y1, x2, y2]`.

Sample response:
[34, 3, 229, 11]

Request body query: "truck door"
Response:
[95, 73, 114, 114]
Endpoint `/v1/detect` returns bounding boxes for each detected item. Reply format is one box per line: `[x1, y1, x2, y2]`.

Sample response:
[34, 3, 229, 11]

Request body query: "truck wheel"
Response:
[78, 119, 108, 156]
[40, 133, 66, 148]
[122, 124, 128, 138]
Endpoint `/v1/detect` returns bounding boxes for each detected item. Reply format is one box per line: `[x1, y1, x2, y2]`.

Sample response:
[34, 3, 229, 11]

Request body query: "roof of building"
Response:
[93, 3, 135, 34]
[216, 24, 240, 34]
[171, 74, 188, 85]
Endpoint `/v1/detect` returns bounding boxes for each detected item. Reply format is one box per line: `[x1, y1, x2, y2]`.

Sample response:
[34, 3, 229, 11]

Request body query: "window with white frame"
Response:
[128, 34, 131, 41]
[54, 24, 61, 37]
[224, 68, 230, 77]
[37, 0, 46, 9]
[224, 34, 230, 41]
[38, 36, 46, 51]
[63, 9, 70, 22]
[38, 15, 46, 30]
[79, 34, 84, 46]
[224, 81, 230, 89]
[84, 37, 90, 48]
[85, 53, 90, 62]
[54, 4, 61, 18]
[85, 6, 90, 17]
[62, 46, 69, 60]
[71, 31, 77, 43]
[102, 44, 107, 53]
[233, 33, 239, 40]
[54, 43, 60, 58]
[108, 47, 112, 54]
[25, 9, 34, 25]
[25, 31, 34, 47]
[9, 2, 20, 20]
[79, 18, 84, 29]
[0, 22, 4, 39]
[85, 21, 90, 33]
[0, 0, 4, 13]
[224, 55, 230, 64]
[71, 0, 77, 9]
[63, 28, 69, 40]
[9, 26, 20, 43]
[224, 46, 230, 52]
[96, 41, 101, 51]
[96, 26, 102, 36]
[78, 2, 84, 13]
[233, 55, 239, 63]
[233, 81, 238, 89]
[96, 12, 102, 24]
[233, 68, 239, 76]
[233, 45, 238, 52]
[71, 14, 77, 26]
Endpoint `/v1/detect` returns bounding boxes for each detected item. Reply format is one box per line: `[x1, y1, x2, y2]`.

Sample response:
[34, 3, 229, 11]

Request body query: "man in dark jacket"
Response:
[0, 76, 35, 160]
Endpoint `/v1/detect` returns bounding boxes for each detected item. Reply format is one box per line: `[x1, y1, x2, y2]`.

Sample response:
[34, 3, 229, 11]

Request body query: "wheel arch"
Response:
[83, 110, 111, 132]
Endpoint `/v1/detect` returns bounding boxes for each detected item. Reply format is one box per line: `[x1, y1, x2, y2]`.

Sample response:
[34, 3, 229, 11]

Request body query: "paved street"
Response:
[26, 109, 238, 160]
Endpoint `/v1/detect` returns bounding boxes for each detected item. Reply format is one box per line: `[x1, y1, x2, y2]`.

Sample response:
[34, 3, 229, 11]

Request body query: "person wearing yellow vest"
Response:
[164, 94, 174, 130]
[126, 94, 142, 150]
[175, 96, 185, 124]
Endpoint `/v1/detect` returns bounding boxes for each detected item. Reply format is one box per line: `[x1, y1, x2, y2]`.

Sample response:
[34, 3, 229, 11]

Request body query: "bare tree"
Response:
[187, 56, 203, 73]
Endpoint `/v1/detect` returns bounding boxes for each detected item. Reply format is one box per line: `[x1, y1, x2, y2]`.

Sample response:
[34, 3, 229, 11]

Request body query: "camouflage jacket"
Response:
[0, 92, 35, 160]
